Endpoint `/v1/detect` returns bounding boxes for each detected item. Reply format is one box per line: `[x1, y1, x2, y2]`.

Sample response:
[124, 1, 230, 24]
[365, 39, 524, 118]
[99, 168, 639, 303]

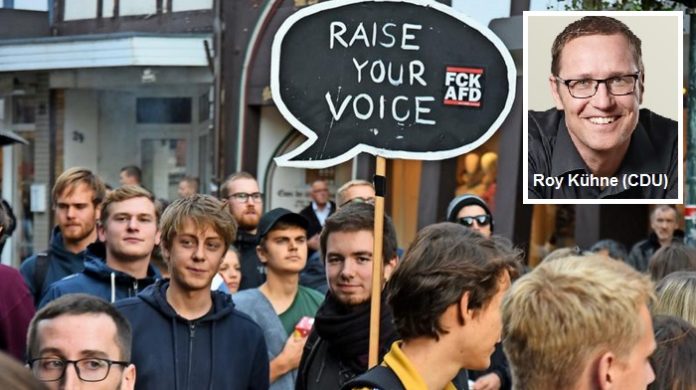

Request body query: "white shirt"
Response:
[312, 201, 332, 226]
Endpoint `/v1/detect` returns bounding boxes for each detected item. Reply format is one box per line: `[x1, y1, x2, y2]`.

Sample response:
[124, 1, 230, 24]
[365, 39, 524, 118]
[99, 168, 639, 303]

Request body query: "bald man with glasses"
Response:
[528, 16, 678, 200]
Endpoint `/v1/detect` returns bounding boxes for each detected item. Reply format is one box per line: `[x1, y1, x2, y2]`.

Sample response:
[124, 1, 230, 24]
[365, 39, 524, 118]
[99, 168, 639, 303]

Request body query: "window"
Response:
[136, 97, 192, 124]
[12, 96, 35, 125]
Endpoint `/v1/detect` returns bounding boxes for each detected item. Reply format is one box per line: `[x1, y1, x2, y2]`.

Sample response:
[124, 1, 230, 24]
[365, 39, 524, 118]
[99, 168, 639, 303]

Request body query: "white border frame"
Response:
[522, 10, 684, 205]
[271, 0, 517, 169]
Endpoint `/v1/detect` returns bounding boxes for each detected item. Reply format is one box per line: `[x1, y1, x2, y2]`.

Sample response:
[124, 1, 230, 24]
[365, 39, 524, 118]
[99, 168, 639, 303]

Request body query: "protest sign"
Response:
[272, 0, 516, 168]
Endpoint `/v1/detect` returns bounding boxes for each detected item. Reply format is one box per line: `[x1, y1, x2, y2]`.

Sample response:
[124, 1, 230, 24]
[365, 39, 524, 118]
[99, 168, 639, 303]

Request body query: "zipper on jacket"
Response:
[186, 322, 196, 389]
[132, 280, 139, 295]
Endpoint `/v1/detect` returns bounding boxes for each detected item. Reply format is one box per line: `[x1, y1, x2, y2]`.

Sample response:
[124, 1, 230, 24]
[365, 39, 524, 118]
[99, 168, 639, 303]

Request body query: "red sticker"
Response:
[444, 66, 484, 108]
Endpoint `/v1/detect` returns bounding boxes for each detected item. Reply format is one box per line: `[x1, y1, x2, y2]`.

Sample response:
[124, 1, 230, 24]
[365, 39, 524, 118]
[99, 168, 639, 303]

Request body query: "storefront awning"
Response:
[0, 129, 28, 146]
[0, 32, 211, 72]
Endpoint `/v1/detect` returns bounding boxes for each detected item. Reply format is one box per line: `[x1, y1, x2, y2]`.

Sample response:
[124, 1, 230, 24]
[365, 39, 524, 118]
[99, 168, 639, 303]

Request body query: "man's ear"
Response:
[97, 223, 106, 242]
[154, 230, 161, 246]
[160, 243, 169, 261]
[459, 291, 472, 325]
[120, 364, 136, 390]
[256, 245, 268, 265]
[549, 75, 565, 110]
[383, 256, 398, 281]
[596, 351, 618, 390]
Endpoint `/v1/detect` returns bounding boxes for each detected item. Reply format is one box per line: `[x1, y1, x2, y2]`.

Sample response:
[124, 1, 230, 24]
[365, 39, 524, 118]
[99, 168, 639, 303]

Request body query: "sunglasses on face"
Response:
[458, 215, 491, 227]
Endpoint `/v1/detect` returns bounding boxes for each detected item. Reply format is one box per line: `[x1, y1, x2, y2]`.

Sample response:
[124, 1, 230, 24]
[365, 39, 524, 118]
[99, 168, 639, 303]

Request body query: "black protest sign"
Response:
[272, 0, 516, 168]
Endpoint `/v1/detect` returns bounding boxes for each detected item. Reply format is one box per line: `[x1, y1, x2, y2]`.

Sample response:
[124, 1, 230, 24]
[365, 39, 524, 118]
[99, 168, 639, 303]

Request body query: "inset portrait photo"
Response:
[523, 11, 683, 204]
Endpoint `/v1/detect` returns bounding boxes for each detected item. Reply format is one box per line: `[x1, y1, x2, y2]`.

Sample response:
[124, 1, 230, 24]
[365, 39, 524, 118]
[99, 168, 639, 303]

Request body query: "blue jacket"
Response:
[20, 226, 90, 305]
[115, 280, 270, 390]
[38, 242, 160, 308]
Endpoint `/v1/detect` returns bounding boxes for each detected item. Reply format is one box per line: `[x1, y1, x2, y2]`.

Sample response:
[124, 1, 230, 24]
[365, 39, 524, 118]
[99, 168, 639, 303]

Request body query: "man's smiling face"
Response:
[550, 33, 642, 159]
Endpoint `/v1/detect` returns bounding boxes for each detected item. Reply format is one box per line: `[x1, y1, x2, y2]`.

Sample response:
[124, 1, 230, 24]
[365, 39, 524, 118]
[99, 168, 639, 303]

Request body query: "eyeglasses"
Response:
[458, 215, 491, 227]
[29, 357, 130, 382]
[340, 196, 376, 207]
[555, 72, 640, 99]
[228, 192, 263, 203]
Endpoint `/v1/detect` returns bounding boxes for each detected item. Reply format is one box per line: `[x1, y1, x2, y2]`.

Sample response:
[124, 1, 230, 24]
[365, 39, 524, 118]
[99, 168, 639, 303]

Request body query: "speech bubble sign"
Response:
[272, 0, 516, 168]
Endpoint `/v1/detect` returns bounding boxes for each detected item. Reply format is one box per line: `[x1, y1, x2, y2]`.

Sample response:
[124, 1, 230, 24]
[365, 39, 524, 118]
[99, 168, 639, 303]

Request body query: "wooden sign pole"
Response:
[368, 155, 387, 367]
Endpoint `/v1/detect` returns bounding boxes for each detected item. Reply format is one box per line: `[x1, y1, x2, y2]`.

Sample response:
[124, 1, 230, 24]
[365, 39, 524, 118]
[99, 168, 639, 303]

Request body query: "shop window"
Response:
[529, 204, 576, 266]
[454, 131, 501, 213]
[136, 97, 192, 124]
[12, 96, 35, 125]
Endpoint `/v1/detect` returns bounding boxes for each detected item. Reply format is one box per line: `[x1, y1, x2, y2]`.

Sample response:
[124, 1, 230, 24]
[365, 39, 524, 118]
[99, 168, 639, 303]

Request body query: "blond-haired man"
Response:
[503, 255, 656, 389]
[21, 167, 106, 305]
[39, 185, 161, 307]
[116, 194, 268, 389]
[335, 180, 375, 207]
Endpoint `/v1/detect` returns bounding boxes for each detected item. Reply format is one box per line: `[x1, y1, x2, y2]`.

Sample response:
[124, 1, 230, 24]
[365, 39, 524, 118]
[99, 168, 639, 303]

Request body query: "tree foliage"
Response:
[556, 0, 678, 10]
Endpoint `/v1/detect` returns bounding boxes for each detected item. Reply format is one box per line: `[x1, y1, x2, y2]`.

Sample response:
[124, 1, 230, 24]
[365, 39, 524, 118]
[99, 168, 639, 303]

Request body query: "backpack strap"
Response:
[32, 250, 51, 303]
[297, 331, 322, 386]
[340, 365, 405, 390]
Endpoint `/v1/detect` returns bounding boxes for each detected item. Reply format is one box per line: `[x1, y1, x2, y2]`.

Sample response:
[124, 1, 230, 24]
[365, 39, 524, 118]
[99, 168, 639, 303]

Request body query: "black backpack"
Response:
[31, 250, 52, 304]
[339, 365, 405, 390]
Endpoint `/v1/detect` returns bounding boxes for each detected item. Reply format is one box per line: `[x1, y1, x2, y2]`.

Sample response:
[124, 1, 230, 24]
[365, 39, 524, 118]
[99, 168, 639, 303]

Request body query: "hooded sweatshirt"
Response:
[20, 226, 91, 305]
[115, 280, 269, 390]
[38, 242, 160, 308]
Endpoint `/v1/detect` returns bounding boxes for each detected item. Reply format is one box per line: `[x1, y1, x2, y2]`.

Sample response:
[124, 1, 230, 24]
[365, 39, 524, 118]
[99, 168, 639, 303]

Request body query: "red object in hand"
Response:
[293, 316, 314, 338]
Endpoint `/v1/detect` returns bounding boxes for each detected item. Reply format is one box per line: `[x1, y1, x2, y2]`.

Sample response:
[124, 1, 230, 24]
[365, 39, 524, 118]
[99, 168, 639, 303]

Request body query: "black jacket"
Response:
[528, 108, 678, 199]
[299, 201, 336, 239]
[236, 230, 265, 290]
[628, 230, 685, 272]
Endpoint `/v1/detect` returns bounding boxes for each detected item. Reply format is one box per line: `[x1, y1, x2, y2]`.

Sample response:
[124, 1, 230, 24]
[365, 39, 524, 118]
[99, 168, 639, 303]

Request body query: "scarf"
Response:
[314, 290, 398, 373]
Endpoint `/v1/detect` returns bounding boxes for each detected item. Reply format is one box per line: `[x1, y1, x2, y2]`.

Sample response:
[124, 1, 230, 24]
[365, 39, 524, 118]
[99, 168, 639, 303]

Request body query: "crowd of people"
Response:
[0, 163, 694, 390]
[1, 12, 694, 390]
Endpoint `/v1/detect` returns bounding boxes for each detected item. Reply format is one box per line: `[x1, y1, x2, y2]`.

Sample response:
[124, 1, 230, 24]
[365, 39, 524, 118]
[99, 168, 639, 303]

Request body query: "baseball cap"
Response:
[257, 208, 309, 239]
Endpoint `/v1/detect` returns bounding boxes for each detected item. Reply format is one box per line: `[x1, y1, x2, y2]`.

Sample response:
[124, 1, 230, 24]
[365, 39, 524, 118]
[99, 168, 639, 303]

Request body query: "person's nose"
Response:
[60, 363, 83, 390]
[340, 260, 356, 279]
[590, 82, 615, 110]
[646, 362, 656, 385]
[66, 206, 77, 219]
[126, 216, 139, 231]
[193, 244, 205, 261]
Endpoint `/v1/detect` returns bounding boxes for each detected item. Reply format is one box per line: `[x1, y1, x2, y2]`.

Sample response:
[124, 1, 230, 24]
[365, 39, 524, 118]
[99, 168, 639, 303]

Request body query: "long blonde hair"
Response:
[654, 271, 696, 327]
